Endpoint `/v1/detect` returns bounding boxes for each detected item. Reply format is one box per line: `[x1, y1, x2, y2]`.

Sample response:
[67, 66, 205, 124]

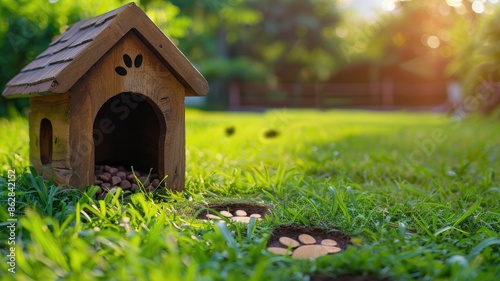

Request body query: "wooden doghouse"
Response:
[2, 3, 208, 191]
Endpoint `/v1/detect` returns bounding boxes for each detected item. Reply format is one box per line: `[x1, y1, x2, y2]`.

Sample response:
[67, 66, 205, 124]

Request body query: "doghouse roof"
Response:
[2, 2, 208, 98]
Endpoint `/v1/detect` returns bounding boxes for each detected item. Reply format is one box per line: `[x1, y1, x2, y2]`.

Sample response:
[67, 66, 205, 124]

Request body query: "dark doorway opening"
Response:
[93, 92, 164, 173]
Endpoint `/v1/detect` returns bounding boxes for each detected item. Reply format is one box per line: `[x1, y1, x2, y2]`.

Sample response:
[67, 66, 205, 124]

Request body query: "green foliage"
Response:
[1, 110, 499, 280]
[0, 0, 346, 112]
[448, 6, 500, 111]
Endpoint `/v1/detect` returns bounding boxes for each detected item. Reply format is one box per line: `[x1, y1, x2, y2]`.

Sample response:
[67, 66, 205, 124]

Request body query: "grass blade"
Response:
[467, 237, 500, 261]
[347, 186, 359, 210]
[453, 199, 481, 227]
[247, 217, 257, 239]
[216, 221, 237, 250]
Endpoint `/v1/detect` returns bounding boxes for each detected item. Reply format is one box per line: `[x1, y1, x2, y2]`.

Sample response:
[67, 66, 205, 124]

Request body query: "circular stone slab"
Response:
[267, 226, 351, 259]
[220, 211, 233, 218]
[206, 214, 221, 220]
[321, 239, 338, 246]
[231, 216, 251, 223]
[292, 245, 340, 259]
[298, 234, 316, 245]
[195, 203, 270, 222]
[250, 213, 262, 218]
[267, 247, 292, 256]
[279, 237, 300, 248]
[235, 210, 247, 216]
[324, 246, 342, 254]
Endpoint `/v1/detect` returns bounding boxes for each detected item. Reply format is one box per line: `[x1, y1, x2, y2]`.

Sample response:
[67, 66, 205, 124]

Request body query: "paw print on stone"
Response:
[115, 54, 143, 76]
[268, 234, 342, 259]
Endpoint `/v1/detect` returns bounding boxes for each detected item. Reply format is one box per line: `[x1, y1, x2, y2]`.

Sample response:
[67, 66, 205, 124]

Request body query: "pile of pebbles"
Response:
[268, 234, 342, 259]
[205, 209, 262, 223]
[94, 165, 161, 195]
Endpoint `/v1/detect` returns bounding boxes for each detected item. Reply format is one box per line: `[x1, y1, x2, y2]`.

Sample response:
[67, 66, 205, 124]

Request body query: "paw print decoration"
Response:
[115, 54, 143, 76]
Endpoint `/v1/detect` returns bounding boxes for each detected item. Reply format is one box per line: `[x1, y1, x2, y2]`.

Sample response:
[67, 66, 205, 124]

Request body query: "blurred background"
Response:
[1, 0, 500, 115]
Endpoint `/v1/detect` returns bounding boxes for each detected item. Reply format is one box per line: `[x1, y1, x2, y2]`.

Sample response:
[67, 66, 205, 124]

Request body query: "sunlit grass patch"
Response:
[0, 109, 499, 280]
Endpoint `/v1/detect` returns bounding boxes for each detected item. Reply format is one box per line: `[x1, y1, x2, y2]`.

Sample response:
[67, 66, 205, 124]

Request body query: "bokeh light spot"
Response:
[335, 27, 348, 38]
[438, 4, 452, 16]
[472, 1, 485, 13]
[381, 0, 396, 11]
[427, 36, 440, 49]
[446, 0, 463, 7]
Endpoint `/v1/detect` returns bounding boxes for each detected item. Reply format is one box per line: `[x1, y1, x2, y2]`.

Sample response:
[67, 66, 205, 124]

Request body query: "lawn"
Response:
[0, 109, 499, 280]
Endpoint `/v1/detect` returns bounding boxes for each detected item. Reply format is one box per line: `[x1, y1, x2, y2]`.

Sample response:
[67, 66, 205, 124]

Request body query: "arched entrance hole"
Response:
[93, 92, 164, 173]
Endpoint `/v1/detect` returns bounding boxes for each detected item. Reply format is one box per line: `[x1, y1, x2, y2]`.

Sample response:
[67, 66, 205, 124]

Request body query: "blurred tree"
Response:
[170, 0, 265, 108]
[245, 0, 344, 83]
[361, 1, 460, 82]
[448, 4, 500, 113]
[0, 0, 344, 111]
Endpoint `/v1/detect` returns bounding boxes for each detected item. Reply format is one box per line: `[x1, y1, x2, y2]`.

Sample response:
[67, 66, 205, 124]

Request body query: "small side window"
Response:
[40, 118, 53, 165]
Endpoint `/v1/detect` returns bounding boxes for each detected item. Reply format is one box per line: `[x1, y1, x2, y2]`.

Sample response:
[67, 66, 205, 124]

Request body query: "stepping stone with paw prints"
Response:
[197, 203, 269, 224]
[266, 226, 350, 260]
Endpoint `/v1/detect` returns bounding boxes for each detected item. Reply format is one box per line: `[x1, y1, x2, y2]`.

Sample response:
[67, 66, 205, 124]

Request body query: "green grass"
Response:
[1, 109, 499, 280]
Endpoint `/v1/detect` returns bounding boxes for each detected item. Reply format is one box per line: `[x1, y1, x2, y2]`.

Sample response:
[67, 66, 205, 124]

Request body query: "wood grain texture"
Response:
[70, 32, 185, 190]
[29, 93, 74, 186]
[29, 93, 71, 170]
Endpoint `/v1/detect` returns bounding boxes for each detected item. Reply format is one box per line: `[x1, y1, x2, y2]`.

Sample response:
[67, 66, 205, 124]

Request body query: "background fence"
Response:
[229, 81, 449, 110]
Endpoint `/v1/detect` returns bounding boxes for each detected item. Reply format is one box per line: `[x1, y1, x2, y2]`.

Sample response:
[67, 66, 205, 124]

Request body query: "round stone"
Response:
[108, 167, 119, 175]
[231, 216, 251, 223]
[292, 245, 338, 259]
[298, 234, 316, 245]
[267, 247, 292, 256]
[206, 214, 221, 220]
[139, 176, 150, 186]
[97, 174, 110, 182]
[321, 239, 338, 247]
[110, 176, 122, 186]
[220, 211, 233, 218]
[324, 246, 342, 253]
[151, 179, 160, 187]
[250, 214, 261, 218]
[235, 210, 247, 216]
[278, 237, 300, 248]
[120, 180, 132, 190]
[116, 171, 126, 180]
